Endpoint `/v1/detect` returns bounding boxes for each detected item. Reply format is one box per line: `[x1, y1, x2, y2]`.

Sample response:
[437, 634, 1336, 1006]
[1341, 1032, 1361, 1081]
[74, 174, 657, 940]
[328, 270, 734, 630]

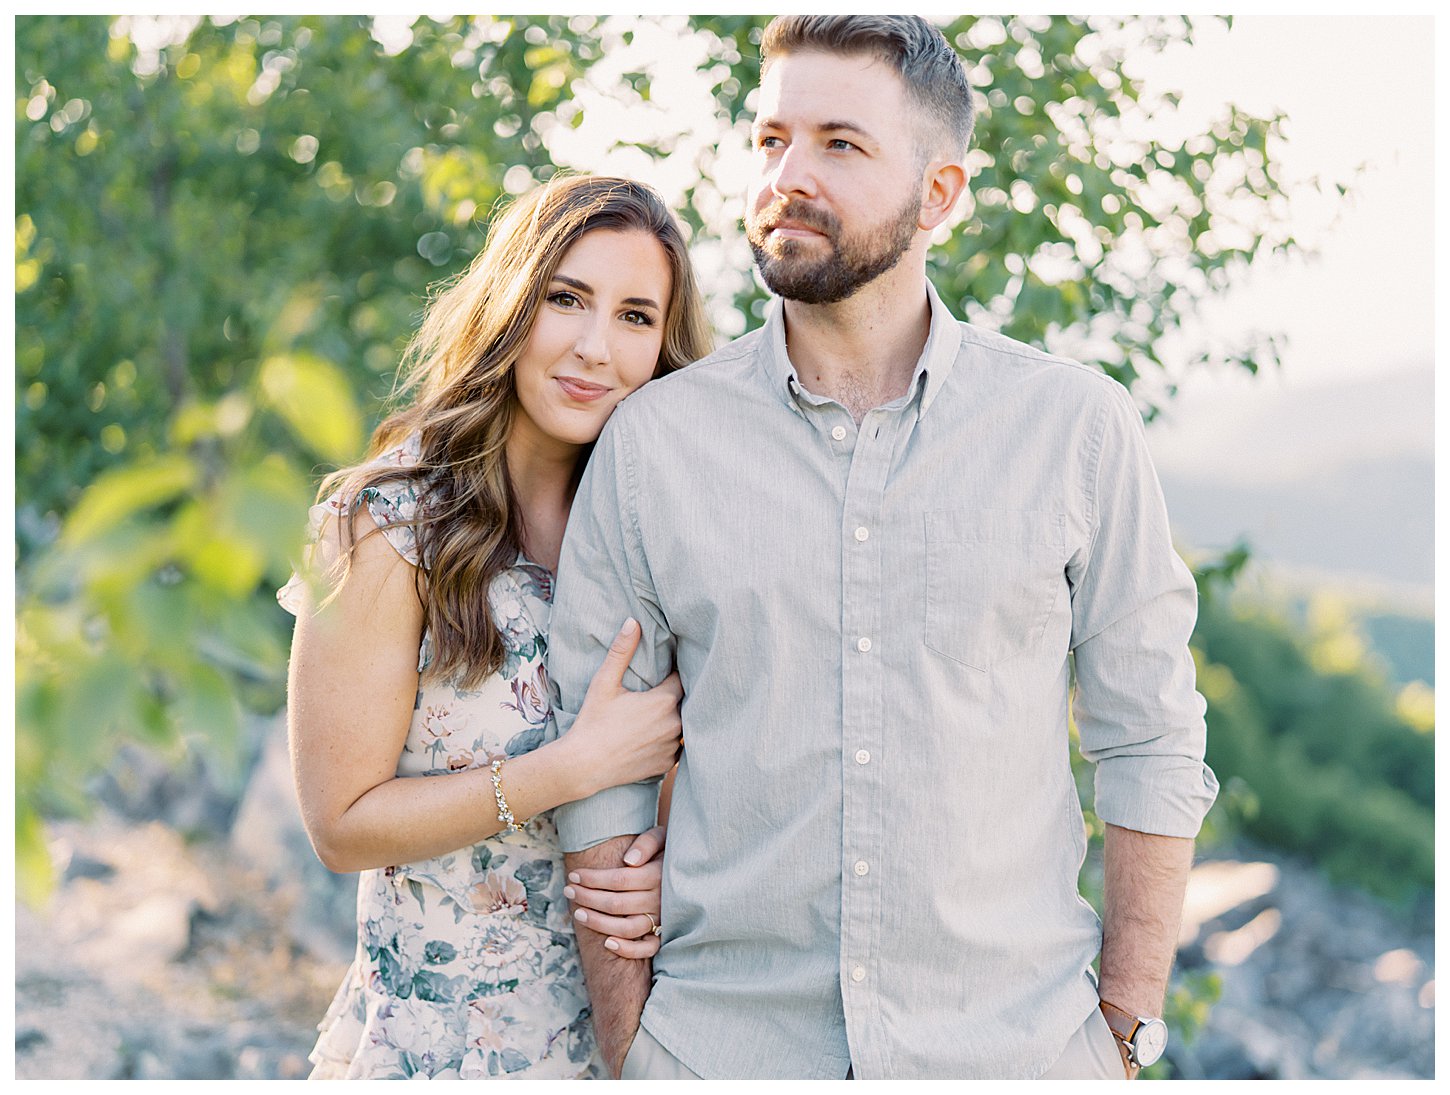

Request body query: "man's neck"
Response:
[782, 263, 933, 423]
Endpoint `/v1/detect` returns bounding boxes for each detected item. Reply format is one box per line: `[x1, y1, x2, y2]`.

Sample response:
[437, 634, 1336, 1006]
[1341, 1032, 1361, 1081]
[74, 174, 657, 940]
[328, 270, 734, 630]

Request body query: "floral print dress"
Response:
[277, 435, 607, 1079]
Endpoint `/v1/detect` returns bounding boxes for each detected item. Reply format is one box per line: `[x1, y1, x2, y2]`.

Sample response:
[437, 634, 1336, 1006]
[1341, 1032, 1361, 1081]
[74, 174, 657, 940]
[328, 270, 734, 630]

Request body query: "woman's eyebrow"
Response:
[552, 274, 594, 295]
[553, 274, 660, 311]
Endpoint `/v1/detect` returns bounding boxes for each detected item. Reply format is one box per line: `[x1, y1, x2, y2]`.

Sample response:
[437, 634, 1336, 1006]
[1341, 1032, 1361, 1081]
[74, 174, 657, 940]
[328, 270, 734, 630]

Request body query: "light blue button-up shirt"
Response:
[547, 284, 1218, 1079]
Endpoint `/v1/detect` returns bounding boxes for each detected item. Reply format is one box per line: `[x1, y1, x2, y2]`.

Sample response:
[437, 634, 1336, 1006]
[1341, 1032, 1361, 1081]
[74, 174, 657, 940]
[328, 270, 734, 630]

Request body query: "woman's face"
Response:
[511, 227, 673, 452]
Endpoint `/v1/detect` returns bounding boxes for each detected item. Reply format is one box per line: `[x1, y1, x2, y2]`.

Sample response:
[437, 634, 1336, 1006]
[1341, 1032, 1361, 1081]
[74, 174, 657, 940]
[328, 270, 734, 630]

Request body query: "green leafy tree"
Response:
[1191, 595, 1433, 900]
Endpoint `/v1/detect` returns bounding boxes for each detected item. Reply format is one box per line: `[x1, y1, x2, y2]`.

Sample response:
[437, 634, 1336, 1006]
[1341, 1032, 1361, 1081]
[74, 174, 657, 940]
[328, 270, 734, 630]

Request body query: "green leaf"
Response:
[188, 535, 268, 598]
[56, 651, 152, 760]
[259, 352, 362, 463]
[16, 800, 55, 907]
[61, 455, 197, 544]
[171, 662, 243, 774]
[224, 454, 315, 579]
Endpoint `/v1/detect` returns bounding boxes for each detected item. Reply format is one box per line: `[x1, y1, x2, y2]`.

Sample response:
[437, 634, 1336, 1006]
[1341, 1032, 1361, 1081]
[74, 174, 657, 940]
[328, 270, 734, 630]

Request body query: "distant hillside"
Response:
[1149, 367, 1433, 489]
[1161, 453, 1434, 588]
[1149, 365, 1433, 590]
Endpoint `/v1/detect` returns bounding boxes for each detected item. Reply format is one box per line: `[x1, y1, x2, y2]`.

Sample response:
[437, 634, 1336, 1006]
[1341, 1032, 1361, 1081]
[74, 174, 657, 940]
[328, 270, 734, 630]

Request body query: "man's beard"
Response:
[745, 193, 920, 305]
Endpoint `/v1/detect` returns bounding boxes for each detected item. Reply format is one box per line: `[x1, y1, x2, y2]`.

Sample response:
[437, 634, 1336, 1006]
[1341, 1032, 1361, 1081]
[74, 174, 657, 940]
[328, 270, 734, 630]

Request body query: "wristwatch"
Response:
[1098, 999, 1168, 1068]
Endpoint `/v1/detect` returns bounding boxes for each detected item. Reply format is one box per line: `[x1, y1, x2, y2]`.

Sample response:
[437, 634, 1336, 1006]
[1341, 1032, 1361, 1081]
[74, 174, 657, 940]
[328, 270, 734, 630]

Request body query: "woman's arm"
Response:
[287, 509, 680, 873]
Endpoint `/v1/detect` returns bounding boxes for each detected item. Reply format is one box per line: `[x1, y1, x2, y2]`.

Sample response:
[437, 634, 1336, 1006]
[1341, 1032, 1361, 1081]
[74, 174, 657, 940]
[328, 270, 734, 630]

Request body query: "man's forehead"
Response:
[754, 49, 906, 123]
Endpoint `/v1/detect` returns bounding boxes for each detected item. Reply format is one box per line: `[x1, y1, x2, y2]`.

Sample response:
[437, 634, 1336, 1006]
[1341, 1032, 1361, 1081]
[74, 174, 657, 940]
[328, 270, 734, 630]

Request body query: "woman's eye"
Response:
[548, 290, 582, 308]
[622, 310, 655, 327]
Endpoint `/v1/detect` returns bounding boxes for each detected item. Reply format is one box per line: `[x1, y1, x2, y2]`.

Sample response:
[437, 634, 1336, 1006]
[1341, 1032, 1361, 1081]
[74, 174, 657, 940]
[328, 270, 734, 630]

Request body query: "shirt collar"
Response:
[762, 280, 962, 419]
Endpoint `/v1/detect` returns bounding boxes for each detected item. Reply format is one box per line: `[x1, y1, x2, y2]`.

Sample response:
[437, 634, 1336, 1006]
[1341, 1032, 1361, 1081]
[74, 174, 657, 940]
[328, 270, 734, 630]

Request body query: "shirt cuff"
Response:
[554, 782, 659, 853]
[1094, 755, 1220, 839]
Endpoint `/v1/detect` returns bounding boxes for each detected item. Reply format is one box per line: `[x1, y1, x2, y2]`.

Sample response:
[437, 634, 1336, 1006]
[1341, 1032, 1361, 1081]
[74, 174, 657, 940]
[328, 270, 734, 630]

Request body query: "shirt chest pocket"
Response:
[923, 508, 1066, 672]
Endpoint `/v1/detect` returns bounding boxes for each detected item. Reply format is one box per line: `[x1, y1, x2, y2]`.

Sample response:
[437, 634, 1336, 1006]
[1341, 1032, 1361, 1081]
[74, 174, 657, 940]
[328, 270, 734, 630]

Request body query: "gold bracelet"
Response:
[490, 758, 526, 833]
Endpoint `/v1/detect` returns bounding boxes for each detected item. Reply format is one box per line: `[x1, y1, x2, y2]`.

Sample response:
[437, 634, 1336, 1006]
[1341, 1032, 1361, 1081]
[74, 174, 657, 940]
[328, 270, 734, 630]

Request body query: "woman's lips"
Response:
[555, 375, 611, 402]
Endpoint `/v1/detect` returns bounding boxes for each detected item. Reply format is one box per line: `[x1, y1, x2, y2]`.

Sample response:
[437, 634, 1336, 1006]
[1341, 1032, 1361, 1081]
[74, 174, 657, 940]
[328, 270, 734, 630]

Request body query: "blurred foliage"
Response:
[16, 14, 603, 533]
[1191, 589, 1434, 902]
[18, 13, 1313, 937]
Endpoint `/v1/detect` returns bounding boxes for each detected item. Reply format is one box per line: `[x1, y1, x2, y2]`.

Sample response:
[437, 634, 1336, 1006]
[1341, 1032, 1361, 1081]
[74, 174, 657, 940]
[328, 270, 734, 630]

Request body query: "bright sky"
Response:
[1145, 15, 1435, 387]
[1129, 15, 1437, 481]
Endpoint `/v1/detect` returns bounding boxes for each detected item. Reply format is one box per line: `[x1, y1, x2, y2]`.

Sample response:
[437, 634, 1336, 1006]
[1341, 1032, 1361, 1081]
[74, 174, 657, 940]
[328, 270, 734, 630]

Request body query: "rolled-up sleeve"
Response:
[548, 407, 674, 852]
[1068, 382, 1218, 838]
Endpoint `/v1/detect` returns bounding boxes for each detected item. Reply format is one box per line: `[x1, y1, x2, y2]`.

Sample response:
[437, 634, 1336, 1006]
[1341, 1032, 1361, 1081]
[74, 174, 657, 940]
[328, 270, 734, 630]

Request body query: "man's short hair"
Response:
[760, 15, 974, 158]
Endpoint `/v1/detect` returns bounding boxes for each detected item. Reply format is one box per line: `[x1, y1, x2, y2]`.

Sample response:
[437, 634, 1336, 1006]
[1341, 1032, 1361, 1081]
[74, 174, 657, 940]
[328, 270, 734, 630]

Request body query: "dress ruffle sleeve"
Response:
[276, 434, 427, 617]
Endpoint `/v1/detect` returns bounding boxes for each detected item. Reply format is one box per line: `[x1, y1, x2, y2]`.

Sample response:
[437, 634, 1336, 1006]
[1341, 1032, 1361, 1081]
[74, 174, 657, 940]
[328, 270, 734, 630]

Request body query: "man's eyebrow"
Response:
[817, 120, 876, 143]
[752, 117, 878, 145]
[552, 274, 660, 311]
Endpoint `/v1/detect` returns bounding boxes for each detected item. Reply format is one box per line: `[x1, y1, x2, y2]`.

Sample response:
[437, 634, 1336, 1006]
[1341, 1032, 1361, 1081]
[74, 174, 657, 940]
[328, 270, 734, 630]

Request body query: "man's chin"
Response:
[753, 252, 831, 300]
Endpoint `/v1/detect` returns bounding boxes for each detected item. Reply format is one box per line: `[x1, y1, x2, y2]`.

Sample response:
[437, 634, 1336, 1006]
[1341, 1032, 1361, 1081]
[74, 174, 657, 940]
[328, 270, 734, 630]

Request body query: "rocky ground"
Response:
[1171, 855, 1434, 1079]
[13, 725, 1436, 1080]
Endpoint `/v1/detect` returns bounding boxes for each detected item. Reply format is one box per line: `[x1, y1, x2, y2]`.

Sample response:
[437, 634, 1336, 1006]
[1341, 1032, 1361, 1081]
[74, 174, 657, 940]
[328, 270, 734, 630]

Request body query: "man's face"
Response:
[745, 50, 927, 305]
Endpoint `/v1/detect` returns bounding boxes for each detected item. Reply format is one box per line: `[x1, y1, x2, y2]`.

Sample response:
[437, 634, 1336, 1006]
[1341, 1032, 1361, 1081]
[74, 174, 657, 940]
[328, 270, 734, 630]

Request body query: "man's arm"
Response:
[566, 836, 652, 1077]
[1067, 381, 1217, 1074]
[548, 411, 672, 1075]
[1097, 823, 1193, 1021]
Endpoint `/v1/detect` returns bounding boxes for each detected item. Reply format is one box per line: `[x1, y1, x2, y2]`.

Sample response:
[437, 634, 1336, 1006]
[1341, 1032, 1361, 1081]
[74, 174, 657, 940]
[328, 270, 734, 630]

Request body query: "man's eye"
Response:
[756, 135, 783, 150]
[827, 139, 857, 151]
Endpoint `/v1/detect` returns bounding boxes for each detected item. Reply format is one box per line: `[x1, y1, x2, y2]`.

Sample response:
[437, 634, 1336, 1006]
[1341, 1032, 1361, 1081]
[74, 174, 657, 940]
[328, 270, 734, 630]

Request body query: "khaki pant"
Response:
[620, 1008, 1127, 1080]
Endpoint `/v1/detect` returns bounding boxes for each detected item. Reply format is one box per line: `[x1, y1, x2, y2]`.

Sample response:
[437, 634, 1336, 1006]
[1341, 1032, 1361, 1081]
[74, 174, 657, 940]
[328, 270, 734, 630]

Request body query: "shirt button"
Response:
[855, 749, 871, 765]
[853, 860, 870, 876]
[856, 637, 872, 653]
[851, 966, 866, 983]
[831, 425, 847, 441]
[854, 526, 869, 542]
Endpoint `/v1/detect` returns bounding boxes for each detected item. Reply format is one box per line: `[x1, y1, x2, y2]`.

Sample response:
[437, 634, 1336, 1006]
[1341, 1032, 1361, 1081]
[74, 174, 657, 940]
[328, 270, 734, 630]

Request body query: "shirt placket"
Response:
[836, 403, 907, 1078]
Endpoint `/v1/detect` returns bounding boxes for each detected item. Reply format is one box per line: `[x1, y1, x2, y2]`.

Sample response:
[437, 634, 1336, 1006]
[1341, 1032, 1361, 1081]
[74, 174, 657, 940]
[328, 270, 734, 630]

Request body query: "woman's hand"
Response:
[565, 826, 666, 958]
[568, 620, 683, 798]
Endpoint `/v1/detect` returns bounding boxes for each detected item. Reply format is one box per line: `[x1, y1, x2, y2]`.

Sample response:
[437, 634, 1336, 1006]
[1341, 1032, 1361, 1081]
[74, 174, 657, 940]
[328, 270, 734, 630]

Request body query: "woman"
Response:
[278, 175, 713, 1079]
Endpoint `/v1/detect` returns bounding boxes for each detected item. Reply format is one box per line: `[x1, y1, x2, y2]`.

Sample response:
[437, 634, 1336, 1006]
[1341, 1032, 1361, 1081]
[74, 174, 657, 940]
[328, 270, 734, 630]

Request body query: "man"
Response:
[546, 14, 1218, 1080]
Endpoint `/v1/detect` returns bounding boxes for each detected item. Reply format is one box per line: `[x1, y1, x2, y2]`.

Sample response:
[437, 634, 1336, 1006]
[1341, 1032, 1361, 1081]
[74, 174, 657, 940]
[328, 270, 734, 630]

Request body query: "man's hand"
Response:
[565, 835, 654, 1077]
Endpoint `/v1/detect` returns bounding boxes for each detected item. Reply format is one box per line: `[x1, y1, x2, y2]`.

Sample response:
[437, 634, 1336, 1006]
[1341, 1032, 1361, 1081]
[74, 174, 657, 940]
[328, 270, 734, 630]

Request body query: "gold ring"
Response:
[644, 912, 661, 937]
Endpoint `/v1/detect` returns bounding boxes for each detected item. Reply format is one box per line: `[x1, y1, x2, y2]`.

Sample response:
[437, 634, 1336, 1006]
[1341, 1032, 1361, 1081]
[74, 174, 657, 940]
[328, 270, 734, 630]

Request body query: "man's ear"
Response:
[918, 159, 968, 232]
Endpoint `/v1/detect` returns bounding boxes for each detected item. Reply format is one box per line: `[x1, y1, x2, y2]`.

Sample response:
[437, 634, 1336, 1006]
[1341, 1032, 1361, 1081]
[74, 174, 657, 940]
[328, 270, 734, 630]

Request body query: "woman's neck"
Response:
[503, 417, 581, 573]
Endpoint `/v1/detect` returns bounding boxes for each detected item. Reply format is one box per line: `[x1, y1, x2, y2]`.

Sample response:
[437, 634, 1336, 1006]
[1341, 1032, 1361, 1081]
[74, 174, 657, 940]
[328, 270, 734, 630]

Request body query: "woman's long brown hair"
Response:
[319, 175, 713, 688]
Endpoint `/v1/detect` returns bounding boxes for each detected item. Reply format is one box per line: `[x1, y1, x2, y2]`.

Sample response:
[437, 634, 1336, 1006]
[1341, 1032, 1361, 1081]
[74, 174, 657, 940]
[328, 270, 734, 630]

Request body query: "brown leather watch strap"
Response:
[1098, 998, 1143, 1044]
[1098, 1000, 1145, 1077]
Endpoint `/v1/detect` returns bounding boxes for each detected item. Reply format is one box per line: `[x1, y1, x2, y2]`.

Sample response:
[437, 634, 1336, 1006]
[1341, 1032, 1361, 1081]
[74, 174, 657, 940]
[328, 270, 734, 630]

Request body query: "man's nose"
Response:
[769, 144, 818, 201]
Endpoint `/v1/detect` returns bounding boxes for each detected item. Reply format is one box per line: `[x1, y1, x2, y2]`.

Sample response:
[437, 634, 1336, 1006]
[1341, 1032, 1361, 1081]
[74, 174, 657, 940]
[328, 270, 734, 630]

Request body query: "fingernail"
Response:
[574, 909, 588, 923]
[604, 937, 620, 951]
[563, 886, 576, 900]
[567, 872, 580, 884]
[623, 617, 639, 634]
[623, 850, 642, 866]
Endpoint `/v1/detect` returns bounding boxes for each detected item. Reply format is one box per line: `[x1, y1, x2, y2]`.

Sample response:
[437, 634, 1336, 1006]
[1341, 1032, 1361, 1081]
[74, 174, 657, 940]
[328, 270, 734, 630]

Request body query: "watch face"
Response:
[1134, 1018, 1168, 1067]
